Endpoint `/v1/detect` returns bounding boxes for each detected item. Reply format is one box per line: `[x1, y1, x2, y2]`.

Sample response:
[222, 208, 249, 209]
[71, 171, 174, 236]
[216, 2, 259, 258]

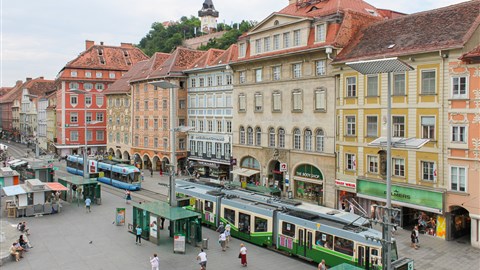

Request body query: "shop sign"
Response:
[357, 179, 443, 212]
[190, 134, 227, 142]
[335, 179, 356, 188]
[294, 164, 323, 180]
[280, 163, 287, 172]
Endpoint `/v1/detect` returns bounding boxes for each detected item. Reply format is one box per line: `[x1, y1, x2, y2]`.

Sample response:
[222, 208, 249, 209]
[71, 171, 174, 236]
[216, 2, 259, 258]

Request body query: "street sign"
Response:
[280, 163, 287, 172]
[53, 167, 59, 171]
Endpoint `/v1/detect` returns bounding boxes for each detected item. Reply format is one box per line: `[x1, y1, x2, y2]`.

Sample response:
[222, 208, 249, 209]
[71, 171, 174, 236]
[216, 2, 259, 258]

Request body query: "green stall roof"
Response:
[329, 263, 365, 270]
[132, 201, 201, 221]
[57, 176, 98, 185]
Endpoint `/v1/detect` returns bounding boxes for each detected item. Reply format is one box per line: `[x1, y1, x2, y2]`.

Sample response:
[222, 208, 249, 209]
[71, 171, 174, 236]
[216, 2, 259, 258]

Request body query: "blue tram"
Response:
[66, 155, 141, 191]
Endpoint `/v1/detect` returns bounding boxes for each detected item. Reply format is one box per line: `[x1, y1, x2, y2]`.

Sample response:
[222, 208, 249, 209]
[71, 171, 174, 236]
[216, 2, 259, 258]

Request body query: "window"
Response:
[278, 128, 285, 148]
[393, 116, 405, 137]
[144, 119, 149, 130]
[421, 70, 436, 94]
[272, 66, 281, 81]
[70, 131, 79, 141]
[304, 129, 312, 151]
[84, 83, 93, 90]
[421, 116, 435, 139]
[134, 136, 139, 146]
[70, 95, 78, 106]
[254, 93, 263, 111]
[154, 138, 158, 148]
[452, 77, 467, 98]
[206, 142, 212, 157]
[239, 126, 245, 144]
[136, 101, 140, 110]
[393, 73, 406, 95]
[216, 75, 223, 86]
[367, 155, 378, 173]
[109, 72, 115, 79]
[346, 77, 356, 97]
[199, 78, 205, 87]
[207, 120, 213, 132]
[255, 69, 262, 82]
[135, 118, 139, 129]
[239, 43, 246, 57]
[393, 158, 405, 177]
[207, 76, 213, 86]
[272, 91, 281, 112]
[315, 232, 333, 249]
[69, 82, 79, 89]
[190, 78, 196, 88]
[292, 63, 301, 78]
[224, 143, 231, 157]
[269, 127, 275, 147]
[264, 37, 271, 52]
[197, 141, 203, 154]
[226, 121, 232, 133]
[293, 30, 301, 46]
[190, 140, 196, 153]
[162, 99, 167, 109]
[96, 72, 102, 78]
[86, 112, 92, 123]
[226, 75, 232, 85]
[224, 208, 235, 224]
[315, 129, 324, 152]
[96, 96, 104, 107]
[255, 217, 268, 232]
[96, 130, 104, 141]
[179, 100, 186, 109]
[70, 71, 77, 77]
[115, 98, 120, 107]
[70, 112, 78, 123]
[451, 166, 466, 192]
[217, 120, 222, 132]
[367, 75, 378, 96]
[346, 153, 356, 170]
[85, 71, 91, 78]
[292, 90, 303, 111]
[255, 39, 262, 54]
[422, 161, 435, 181]
[154, 99, 158, 110]
[255, 127, 261, 146]
[163, 138, 168, 149]
[283, 32, 290, 48]
[282, 222, 295, 238]
[452, 126, 466, 143]
[95, 83, 104, 90]
[293, 128, 301, 149]
[273, 34, 280, 50]
[238, 94, 246, 112]
[144, 84, 148, 92]
[96, 113, 104, 122]
[316, 24, 326, 42]
[247, 127, 254, 145]
[143, 137, 148, 147]
[163, 118, 168, 130]
[124, 134, 129, 144]
[345, 116, 356, 136]
[366, 116, 378, 137]
[334, 236, 354, 256]
[215, 142, 221, 157]
[314, 88, 326, 111]
[154, 119, 159, 130]
[315, 60, 326, 76]
[239, 71, 246, 84]
[144, 100, 149, 110]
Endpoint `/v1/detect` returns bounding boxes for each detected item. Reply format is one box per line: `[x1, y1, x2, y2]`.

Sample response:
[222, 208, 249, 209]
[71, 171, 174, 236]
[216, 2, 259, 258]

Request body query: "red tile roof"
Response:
[185, 44, 238, 72]
[189, 48, 225, 69]
[0, 87, 13, 97]
[63, 42, 149, 71]
[105, 60, 149, 94]
[129, 52, 171, 83]
[460, 44, 480, 63]
[0, 77, 54, 104]
[149, 47, 206, 78]
[277, 0, 383, 18]
[334, 0, 480, 63]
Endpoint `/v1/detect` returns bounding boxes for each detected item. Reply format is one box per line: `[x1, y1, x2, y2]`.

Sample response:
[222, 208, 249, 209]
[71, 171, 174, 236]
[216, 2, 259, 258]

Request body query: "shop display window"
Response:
[254, 217, 268, 232]
[315, 231, 333, 249]
[333, 236, 354, 256]
[282, 222, 296, 238]
[295, 181, 323, 204]
[204, 200, 214, 212]
[224, 208, 235, 224]
[239, 212, 251, 234]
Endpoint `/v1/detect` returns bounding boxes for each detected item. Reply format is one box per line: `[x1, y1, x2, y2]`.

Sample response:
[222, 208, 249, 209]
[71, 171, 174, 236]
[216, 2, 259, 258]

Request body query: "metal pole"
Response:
[84, 98, 88, 179]
[384, 71, 393, 269]
[169, 85, 177, 207]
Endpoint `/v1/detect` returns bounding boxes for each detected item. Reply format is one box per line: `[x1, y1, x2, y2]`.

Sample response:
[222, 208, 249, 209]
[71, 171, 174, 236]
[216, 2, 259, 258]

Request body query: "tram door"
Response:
[357, 245, 371, 270]
[297, 228, 313, 258]
[195, 199, 203, 214]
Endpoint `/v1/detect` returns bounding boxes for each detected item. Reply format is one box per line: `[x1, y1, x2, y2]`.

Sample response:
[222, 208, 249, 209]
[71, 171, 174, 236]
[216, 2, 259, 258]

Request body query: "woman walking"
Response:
[239, 243, 247, 267]
[125, 190, 132, 204]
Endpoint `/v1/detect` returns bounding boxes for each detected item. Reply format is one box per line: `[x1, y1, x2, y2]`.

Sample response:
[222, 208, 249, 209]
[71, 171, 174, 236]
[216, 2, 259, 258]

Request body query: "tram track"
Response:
[101, 182, 168, 204]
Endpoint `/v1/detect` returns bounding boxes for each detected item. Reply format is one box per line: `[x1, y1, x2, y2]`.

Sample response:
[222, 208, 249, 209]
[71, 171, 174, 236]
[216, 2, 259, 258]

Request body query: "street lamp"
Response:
[346, 57, 413, 270]
[70, 89, 90, 179]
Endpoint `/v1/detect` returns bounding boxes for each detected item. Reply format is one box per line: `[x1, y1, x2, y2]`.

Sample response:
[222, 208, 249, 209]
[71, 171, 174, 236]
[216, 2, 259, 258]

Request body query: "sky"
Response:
[0, 0, 470, 87]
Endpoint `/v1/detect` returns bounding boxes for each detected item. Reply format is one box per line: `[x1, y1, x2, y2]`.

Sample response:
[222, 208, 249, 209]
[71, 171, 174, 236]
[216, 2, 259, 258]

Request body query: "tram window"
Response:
[333, 236, 354, 256]
[282, 222, 296, 238]
[239, 212, 251, 234]
[315, 232, 333, 249]
[254, 217, 268, 232]
[66, 160, 75, 168]
[371, 248, 379, 256]
[224, 208, 235, 224]
[204, 200, 214, 212]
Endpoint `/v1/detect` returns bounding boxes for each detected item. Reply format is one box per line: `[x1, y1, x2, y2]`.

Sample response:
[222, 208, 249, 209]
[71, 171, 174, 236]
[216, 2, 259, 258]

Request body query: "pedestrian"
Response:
[150, 169, 153, 177]
[414, 225, 420, 247]
[136, 225, 142, 245]
[85, 197, 91, 213]
[225, 223, 231, 248]
[160, 217, 165, 230]
[216, 222, 225, 233]
[19, 222, 30, 235]
[150, 253, 160, 270]
[197, 248, 207, 270]
[125, 190, 132, 204]
[410, 229, 418, 249]
[160, 168, 163, 176]
[239, 243, 247, 267]
[219, 231, 227, 251]
[318, 259, 327, 270]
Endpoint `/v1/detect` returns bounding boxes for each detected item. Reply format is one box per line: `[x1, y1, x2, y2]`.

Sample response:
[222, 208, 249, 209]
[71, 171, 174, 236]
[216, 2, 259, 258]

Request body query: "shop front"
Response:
[189, 159, 230, 181]
[335, 179, 358, 212]
[293, 164, 324, 205]
[356, 179, 446, 239]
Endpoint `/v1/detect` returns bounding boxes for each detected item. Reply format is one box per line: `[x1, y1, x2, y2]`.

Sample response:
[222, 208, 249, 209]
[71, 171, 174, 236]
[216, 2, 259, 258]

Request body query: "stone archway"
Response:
[449, 205, 471, 240]
[152, 156, 161, 171]
[143, 154, 152, 170]
[108, 148, 115, 156]
[162, 157, 170, 173]
[115, 149, 122, 159]
[267, 160, 283, 191]
[134, 154, 142, 169]
[123, 151, 131, 162]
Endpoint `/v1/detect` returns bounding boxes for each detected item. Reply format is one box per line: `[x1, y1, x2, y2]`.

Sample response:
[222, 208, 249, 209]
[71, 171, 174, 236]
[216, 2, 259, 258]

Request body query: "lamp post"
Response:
[70, 89, 89, 179]
[347, 58, 413, 270]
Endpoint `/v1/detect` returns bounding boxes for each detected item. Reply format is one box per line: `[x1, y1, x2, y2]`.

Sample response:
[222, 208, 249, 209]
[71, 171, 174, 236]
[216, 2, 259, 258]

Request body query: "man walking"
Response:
[150, 253, 159, 270]
[136, 225, 142, 245]
[197, 249, 207, 270]
[85, 197, 91, 213]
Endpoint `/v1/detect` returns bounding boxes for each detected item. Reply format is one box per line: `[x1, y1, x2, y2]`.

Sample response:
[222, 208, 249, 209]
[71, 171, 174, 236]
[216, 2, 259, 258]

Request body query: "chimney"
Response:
[86, 40, 95, 50]
[121, 42, 134, 48]
[289, 0, 298, 4]
[100, 41, 104, 45]
[26, 77, 32, 81]
[16, 80, 23, 86]
[39, 76, 44, 80]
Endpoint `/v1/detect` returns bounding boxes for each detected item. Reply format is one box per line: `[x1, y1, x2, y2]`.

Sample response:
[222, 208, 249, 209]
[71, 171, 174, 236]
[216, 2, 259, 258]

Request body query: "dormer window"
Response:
[316, 23, 326, 42]
[274, 20, 279, 26]
[239, 43, 246, 57]
[71, 71, 77, 77]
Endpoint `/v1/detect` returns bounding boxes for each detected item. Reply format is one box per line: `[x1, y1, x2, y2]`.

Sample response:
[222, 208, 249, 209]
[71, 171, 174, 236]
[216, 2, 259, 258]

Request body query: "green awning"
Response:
[57, 176, 98, 185]
[246, 184, 281, 194]
[329, 263, 364, 270]
[132, 201, 201, 221]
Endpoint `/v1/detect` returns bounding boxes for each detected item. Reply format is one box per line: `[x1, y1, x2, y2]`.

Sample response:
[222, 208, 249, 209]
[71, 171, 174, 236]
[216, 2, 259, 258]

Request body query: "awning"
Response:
[368, 137, 429, 149]
[10, 161, 27, 167]
[2, 185, 27, 196]
[45, 182, 68, 191]
[232, 168, 260, 177]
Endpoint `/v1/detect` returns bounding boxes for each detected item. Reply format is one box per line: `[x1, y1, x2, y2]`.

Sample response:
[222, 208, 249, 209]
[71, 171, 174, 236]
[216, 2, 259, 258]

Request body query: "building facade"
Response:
[333, 0, 480, 247]
[46, 92, 57, 153]
[0, 81, 23, 141]
[185, 46, 236, 181]
[54, 40, 148, 156]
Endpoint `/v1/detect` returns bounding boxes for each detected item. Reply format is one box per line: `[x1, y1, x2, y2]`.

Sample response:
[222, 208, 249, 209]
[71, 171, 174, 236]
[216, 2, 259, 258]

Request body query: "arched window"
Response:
[304, 129, 312, 151]
[247, 127, 254, 145]
[255, 127, 262, 146]
[278, 128, 285, 148]
[293, 128, 301, 149]
[269, 127, 275, 147]
[239, 126, 245, 144]
[316, 129, 324, 152]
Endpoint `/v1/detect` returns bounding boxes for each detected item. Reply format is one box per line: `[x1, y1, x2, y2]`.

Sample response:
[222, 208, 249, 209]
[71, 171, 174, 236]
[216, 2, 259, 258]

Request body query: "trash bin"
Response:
[202, 238, 208, 249]
[96, 198, 102, 205]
